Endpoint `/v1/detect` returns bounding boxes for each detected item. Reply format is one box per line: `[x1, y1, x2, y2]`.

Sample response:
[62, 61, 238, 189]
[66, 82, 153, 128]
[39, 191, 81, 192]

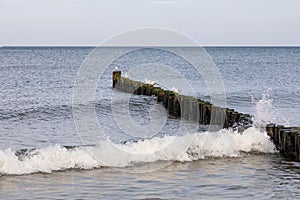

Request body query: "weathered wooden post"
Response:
[134, 86, 142, 95]
[226, 109, 234, 127]
[291, 130, 299, 159]
[203, 102, 211, 125]
[198, 100, 203, 124]
[162, 90, 171, 108]
[238, 113, 245, 127]
[231, 111, 238, 126]
[210, 106, 226, 129]
[274, 125, 284, 149]
[190, 98, 199, 122]
[216, 107, 223, 126]
[152, 87, 161, 96]
[180, 96, 189, 120]
[279, 129, 294, 154]
[113, 70, 121, 88]
[174, 96, 181, 117]
[210, 105, 217, 125]
[157, 90, 164, 102]
[223, 108, 229, 128]
[236, 112, 241, 125]
[266, 123, 276, 139]
[140, 85, 146, 95]
[280, 129, 299, 158]
[279, 129, 287, 154]
[296, 134, 300, 161]
[220, 108, 227, 128]
[168, 92, 175, 115]
[145, 85, 153, 96]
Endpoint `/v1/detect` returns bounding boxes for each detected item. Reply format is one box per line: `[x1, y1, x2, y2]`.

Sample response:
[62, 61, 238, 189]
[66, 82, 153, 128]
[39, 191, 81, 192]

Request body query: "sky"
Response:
[0, 0, 299, 46]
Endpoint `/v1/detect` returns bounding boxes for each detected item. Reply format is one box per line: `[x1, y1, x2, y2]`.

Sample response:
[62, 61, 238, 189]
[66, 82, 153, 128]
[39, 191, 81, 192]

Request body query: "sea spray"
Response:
[252, 89, 290, 127]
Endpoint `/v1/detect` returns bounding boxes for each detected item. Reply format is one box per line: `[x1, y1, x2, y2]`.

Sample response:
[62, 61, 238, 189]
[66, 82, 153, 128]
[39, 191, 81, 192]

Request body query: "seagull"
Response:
[144, 79, 151, 84]
[115, 66, 119, 71]
[171, 87, 179, 94]
[151, 81, 157, 85]
[144, 79, 157, 86]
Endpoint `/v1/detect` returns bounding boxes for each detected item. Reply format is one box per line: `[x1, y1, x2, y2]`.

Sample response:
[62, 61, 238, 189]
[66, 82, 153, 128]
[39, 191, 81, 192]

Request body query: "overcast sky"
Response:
[1, 0, 299, 46]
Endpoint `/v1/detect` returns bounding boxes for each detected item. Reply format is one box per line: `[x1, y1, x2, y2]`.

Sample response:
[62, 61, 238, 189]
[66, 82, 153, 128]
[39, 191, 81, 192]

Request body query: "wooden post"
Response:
[190, 99, 199, 122]
[279, 129, 287, 154]
[157, 90, 164, 102]
[266, 123, 276, 139]
[296, 135, 300, 161]
[226, 109, 233, 127]
[198, 101, 204, 124]
[181, 96, 189, 120]
[279, 128, 293, 154]
[274, 125, 284, 149]
[152, 87, 161, 96]
[174, 96, 181, 117]
[279, 129, 299, 158]
[162, 90, 172, 108]
[203, 103, 211, 125]
[112, 70, 121, 88]
[145, 85, 153, 96]
[168, 92, 175, 115]
[292, 130, 299, 159]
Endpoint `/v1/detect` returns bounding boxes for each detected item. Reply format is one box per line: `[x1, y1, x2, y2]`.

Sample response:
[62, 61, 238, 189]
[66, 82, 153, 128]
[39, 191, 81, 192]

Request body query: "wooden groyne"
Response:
[266, 124, 300, 161]
[112, 70, 252, 129]
[113, 70, 300, 162]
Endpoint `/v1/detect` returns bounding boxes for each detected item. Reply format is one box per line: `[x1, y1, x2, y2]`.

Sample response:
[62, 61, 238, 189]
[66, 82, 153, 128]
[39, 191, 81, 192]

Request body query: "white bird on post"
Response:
[171, 87, 179, 94]
[144, 79, 157, 86]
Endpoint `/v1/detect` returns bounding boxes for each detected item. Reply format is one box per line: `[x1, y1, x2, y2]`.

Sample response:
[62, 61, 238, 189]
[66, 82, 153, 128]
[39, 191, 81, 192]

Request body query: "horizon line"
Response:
[1, 45, 300, 48]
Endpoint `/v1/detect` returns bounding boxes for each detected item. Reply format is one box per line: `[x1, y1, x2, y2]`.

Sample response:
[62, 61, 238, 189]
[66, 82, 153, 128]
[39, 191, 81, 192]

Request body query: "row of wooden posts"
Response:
[113, 70, 252, 129]
[266, 124, 300, 161]
[113, 70, 300, 161]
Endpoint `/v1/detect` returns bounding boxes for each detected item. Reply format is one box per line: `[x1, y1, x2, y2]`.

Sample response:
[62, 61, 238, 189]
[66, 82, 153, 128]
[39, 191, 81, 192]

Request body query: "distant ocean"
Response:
[0, 47, 300, 199]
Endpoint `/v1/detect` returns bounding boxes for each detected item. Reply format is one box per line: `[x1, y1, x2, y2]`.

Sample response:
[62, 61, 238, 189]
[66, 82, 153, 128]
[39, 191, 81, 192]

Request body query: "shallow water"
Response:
[1, 154, 300, 199]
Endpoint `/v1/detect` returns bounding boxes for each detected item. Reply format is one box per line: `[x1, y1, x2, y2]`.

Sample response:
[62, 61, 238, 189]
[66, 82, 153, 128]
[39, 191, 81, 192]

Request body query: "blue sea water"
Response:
[0, 47, 299, 199]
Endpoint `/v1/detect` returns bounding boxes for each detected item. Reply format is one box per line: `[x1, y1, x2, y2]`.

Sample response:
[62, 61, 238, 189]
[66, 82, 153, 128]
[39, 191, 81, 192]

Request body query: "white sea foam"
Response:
[0, 145, 100, 175]
[0, 127, 276, 175]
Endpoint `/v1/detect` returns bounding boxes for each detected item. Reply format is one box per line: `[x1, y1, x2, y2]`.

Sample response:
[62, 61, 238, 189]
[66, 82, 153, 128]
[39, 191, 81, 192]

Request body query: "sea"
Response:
[0, 46, 300, 199]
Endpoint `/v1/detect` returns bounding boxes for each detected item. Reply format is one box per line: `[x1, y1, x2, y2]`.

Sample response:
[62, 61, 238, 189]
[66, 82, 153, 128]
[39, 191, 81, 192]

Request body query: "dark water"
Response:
[0, 47, 300, 199]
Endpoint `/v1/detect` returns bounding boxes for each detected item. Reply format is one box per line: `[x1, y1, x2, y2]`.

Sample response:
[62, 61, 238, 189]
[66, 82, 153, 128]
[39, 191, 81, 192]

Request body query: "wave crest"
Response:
[0, 127, 275, 175]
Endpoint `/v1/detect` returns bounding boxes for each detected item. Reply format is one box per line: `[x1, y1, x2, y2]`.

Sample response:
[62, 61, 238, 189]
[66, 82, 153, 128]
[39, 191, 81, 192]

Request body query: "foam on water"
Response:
[0, 126, 276, 175]
[0, 91, 283, 175]
[0, 145, 100, 175]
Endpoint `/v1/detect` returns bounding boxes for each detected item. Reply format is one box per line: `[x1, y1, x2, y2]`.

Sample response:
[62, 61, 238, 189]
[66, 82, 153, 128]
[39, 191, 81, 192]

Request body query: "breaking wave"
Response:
[0, 90, 285, 175]
[0, 127, 275, 175]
